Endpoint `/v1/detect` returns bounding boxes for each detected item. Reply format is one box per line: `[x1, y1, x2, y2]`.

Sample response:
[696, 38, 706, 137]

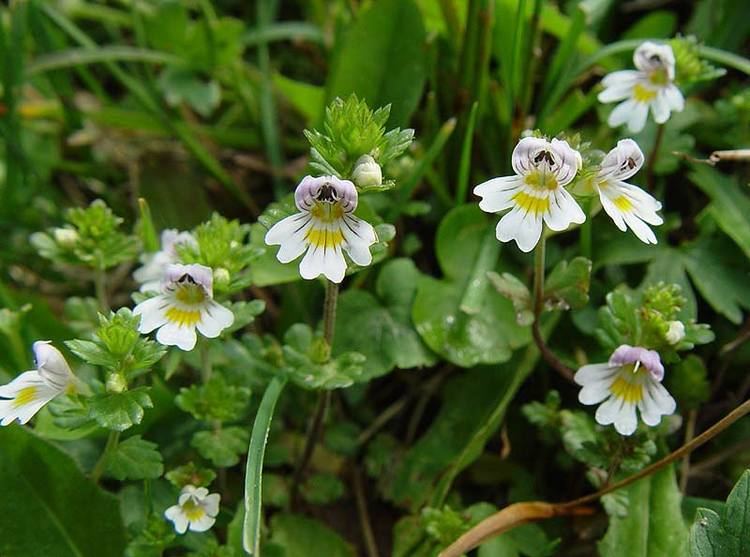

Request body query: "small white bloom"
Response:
[665, 320, 686, 345]
[351, 154, 383, 187]
[0, 341, 75, 426]
[133, 263, 234, 351]
[133, 229, 197, 292]
[164, 485, 220, 534]
[473, 137, 585, 252]
[265, 175, 378, 283]
[595, 139, 663, 244]
[575, 344, 676, 436]
[598, 41, 685, 133]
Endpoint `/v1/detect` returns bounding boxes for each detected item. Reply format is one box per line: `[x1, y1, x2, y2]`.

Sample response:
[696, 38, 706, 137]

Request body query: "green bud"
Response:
[53, 227, 79, 248]
[670, 36, 726, 86]
[309, 336, 331, 364]
[351, 154, 383, 188]
[106, 372, 128, 393]
[213, 267, 231, 288]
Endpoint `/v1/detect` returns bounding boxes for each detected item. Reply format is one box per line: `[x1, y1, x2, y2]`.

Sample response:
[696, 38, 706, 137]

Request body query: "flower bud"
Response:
[351, 155, 382, 188]
[106, 371, 128, 393]
[54, 227, 79, 248]
[665, 320, 686, 345]
[213, 267, 231, 289]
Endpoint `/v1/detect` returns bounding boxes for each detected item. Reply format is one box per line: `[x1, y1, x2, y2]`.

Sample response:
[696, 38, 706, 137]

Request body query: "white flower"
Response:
[665, 320, 686, 345]
[53, 227, 79, 247]
[575, 344, 676, 436]
[133, 229, 197, 292]
[265, 175, 378, 283]
[473, 137, 585, 252]
[598, 41, 685, 133]
[351, 155, 383, 187]
[0, 341, 75, 426]
[595, 139, 663, 244]
[133, 263, 234, 351]
[164, 485, 220, 534]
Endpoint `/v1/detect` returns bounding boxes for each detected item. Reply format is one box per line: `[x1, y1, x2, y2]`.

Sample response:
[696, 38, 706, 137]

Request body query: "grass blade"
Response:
[243, 376, 287, 556]
[455, 101, 479, 204]
[26, 46, 182, 75]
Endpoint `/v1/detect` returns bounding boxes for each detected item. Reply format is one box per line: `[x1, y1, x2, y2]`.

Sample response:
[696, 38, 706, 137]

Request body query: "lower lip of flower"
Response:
[633, 83, 657, 102]
[13, 386, 38, 409]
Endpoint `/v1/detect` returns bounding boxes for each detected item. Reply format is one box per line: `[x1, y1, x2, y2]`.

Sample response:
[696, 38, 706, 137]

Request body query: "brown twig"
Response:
[532, 321, 575, 382]
[439, 398, 750, 557]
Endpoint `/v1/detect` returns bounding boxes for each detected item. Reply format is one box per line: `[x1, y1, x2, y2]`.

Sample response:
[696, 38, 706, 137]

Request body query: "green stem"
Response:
[94, 267, 108, 313]
[323, 281, 339, 346]
[200, 339, 213, 383]
[243, 376, 287, 557]
[646, 123, 665, 191]
[580, 198, 592, 260]
[533, 235, 546, 318]
[91, 430, 120, 484]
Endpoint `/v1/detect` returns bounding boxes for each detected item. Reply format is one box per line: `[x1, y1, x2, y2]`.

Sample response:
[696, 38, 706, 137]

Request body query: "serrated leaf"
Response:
[176, 375, 251, 423]
[88, 388, 153, 431]
[191, 426, 249, 468]
[105, 435, 164, 481]
[544, 257, 592, 310]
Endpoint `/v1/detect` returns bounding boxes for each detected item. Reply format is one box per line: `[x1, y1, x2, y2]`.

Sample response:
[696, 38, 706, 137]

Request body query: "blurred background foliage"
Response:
[0, 0, 749, 556]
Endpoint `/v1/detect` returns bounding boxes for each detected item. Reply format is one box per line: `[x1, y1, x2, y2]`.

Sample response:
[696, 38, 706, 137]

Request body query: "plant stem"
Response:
[243, 376, 287, 557]
[94, 267, 108, 312]
[580, 198, 592, 260]
[646, 123, 665, 191]
[531, 236, 574, 382]
[91, 430, 120, 484]
[290, 390, 331, 506]
[323, 280, 339, 346]
[353, 468, 380, 557]
[199, 339, 213, 383]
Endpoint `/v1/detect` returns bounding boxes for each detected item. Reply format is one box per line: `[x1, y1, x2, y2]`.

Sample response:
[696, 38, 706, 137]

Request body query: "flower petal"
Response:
[134, 296, 170, 334]
[627, 102, 649, 133]
[165, 506, 189, 534]
[613, 402, 638, 435]
[203, 493, 221, 517]
[197, 301, 235, 338]
[474, 176, 523, 213]
[188, 514, 216, 533]
[608, 99, 637, 128]
[341, 215, 377, 267]
[156, 322, 198, 351]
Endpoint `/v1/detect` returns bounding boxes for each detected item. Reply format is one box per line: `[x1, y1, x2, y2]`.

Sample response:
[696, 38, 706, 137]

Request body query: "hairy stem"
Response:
[91, 430, 120, 484]
[94, 267, 109, 313]
[323, 280, 339, 346]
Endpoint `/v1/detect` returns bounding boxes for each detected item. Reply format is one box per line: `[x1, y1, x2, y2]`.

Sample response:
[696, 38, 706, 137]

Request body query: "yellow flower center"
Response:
[174, 283, 207, 305]
[648, 68, 669, 87]
[513, 191, 550, 215]
[305, 227, 345, 249]
[310, 201, 344, 223]
[613, 196, 633, 211]
[165, 307, 202, 327]
[182, 499, 206, 522]
[610, 364, 645, 403]
[13, 386, 38, 409]
[633, 83, 657, 103]
[524, 170, 558, 191]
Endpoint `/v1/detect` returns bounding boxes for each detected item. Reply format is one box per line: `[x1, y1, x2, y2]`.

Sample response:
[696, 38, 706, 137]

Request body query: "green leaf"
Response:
[412, 205, 530, 367]
[165, 462, 216, 489]
[544, 257, 592, 310]
[0, 426, 126, 557]
[176, 375, 251, 423]
[689, 469, 750, 557]
[326, 0, 427, 127]
[267, 514, 355, 557]
[105, 435, 164, 481]
[157, 67, 221, 117]
[487, 271, 534, 326]
[599, 465, 688, 557]
[689, 166, 750, 260]
[88, 388, 153, 432]
[334, 258, 436, 380]
[301, 473, 346, 505]
[192, 426, 249, 468]
[682, 236, 750, 325]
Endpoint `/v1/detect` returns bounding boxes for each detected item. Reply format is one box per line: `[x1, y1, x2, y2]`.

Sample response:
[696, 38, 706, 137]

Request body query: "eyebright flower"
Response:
[595, 139, 663, 244]
[164, 485, 220, 534]
[133, 263, 234, 351]
[474, 137, 585, 252]
[265, 175, 377, 283]
[575, 344, 676, 436]
[0, 341, 75, 426]
[133, 229, 197, 292]
[598, 41, 685, 133]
